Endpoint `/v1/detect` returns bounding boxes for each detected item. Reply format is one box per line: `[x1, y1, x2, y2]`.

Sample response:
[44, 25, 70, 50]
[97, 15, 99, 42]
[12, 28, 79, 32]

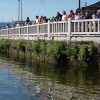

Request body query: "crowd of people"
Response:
[5, 9, 100, 28]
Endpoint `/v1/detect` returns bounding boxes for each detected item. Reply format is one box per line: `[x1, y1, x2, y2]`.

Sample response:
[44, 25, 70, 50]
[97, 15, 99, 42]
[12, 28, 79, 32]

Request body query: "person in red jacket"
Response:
[68, 10, 75, 20]
[39, 16, 43, 23]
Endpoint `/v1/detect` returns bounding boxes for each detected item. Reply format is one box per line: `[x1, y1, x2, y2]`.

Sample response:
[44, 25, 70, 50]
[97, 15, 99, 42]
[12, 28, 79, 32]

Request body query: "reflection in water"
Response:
[0, 54, 100, 100]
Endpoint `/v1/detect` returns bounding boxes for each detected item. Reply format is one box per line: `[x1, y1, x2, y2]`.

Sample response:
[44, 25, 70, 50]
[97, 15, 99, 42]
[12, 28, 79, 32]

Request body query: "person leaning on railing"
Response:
[62, 11, 68, 21]
[80, 13, 85, 19]
[56, 12, 62, 21]
[96, 10, 100, 19]
[6, 24, 10, 29]
[85, 12, 90, 19]
[68, 10, 75, 20]
[74, 12, 80, 20]
[92, 11, 97, 19]
[51, 16, 56, 22]
[32, 15, 39, 24]
[39, 16, 43, 24]
[43, 16, 48, 23]
[26, 17, 30, 23]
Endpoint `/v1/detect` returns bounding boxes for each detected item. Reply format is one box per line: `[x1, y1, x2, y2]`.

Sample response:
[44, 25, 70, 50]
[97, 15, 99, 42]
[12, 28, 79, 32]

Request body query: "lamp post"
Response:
[18, 0, 20, 21]
[18, 0, 23, 21]
[21, 0, 23, 21]
[79, 0, 80, 10]
[85, 2, 87, 7]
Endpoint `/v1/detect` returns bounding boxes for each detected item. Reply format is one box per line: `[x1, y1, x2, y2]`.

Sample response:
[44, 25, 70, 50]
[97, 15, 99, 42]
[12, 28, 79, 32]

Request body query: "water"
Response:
[0, 55, 100, 100]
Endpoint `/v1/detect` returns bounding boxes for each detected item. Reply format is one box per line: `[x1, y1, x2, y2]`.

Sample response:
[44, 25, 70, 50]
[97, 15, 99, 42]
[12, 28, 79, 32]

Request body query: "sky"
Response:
[0, 0, 99, 22]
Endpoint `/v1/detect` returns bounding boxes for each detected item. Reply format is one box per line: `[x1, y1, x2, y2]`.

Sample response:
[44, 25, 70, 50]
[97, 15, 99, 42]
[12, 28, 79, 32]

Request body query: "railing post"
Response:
[68, 18, 71, 41]
[7, 28, 9, 39]
[48, 20, 50, 40]
[27, 24, 29, 40]
[37, 23, 39, 40]
[13, 28, 14, 40]
[19, 27, 21, 39]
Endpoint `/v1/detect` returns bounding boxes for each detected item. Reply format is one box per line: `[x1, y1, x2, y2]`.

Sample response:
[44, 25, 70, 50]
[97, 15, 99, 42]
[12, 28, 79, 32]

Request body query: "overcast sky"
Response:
[0, 0, 99, 22]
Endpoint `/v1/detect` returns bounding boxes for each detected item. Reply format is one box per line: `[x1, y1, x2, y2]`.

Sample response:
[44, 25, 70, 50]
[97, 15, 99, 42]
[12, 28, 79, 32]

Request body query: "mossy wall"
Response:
[0, 39, 99, 65]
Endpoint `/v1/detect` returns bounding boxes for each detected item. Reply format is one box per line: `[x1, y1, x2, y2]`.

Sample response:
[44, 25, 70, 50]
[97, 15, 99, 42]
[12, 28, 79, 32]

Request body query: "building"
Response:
[81, 1, 100, 17]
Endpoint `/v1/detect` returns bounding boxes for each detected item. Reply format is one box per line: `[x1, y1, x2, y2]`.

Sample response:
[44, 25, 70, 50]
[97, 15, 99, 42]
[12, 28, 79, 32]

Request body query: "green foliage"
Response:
[0, 40, 9, 50]
[31, 40, 39, 53]
[78, 45, 87, 61]
[26, 42, 32, 51]
[46, 43, 53, 56]
[39, 41, 46, 53]
[70, 43, 78, 60]
[63, 46, 70, 59]
[46, 42, 63, 59]
[88, 43, 94, 57]
[52, 42, 63, 59]
[0, 38, 97, 64]
[12, 39, 27, 52]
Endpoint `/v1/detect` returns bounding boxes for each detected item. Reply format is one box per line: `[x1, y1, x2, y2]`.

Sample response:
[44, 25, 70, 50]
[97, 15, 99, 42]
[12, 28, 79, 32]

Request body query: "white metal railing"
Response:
[0, 19, 100, 41]
[71, 19, 100, 35]
[50, 21, 68, 37]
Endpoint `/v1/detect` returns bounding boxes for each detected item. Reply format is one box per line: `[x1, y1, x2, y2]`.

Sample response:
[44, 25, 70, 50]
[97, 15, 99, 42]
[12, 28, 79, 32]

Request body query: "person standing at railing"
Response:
[44, 16, 48, 22]
[26, 17, 30, 23]
[12, 24, 16, 28]
[42, 16, 46, 23]
[85, 12, 89, 19]
[96, 10, 100, 19]
[85, 12, 90, 32]
[39, 16, 43, 23]
[74, 12, 80, 20]
[6, 24, 10, 29]
[74, 12, 80, 32]
[68, 10, 75, 20]
[16, 22, 20, 27]
[35, 15, 39, 24]
[92, 11, 98, 32]
[92, 11, 97, 19]
[51, 16, 56, 22]
[24, 21, 28, 26]
[80, 13, 85, 19]
[62, 11, 67, 21]
[33, 15, 39, 24]
[56, 12, 62, 21]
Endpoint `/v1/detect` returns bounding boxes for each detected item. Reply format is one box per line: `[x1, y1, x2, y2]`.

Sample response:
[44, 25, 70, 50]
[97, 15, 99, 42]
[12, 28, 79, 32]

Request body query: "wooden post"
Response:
[48, 20, 50, 40]
[68, 18, 71, 41]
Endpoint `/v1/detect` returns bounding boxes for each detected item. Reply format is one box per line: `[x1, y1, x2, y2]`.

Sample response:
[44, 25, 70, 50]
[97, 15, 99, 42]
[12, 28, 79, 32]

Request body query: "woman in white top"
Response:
[32, 16, 39, 24]
[62, 11, 67, 21]
[92, 11, 97, 31]
[92, 11, 97, 19]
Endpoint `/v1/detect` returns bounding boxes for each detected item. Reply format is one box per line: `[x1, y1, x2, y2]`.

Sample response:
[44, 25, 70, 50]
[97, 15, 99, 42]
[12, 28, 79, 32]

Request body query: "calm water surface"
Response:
[0, 55, 100, 100]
